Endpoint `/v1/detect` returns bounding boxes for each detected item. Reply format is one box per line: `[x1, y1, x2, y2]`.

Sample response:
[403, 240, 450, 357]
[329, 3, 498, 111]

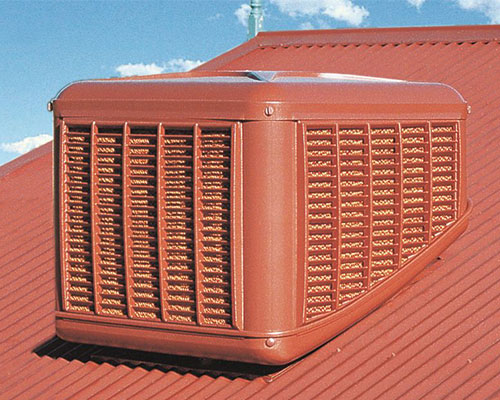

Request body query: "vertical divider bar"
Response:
[230, 123, 243, 330]
[292, 122, 299, 322]
[333, 123, 342, 311]
[301, 124, 306, 323]
[59, 121, 69, 311]
[426, 121, 433, 245]
[455, 121, 460, 219]
[192, 124, 203, 325]
[396, 122, 404, 269]
[156, 123, 167, 321]
[90, 121, 101, 314]
[456, 121, 463, 217]
[366, 123, 373, 289]
[300, 123, 309, 322]
[122, 122, 133, 318]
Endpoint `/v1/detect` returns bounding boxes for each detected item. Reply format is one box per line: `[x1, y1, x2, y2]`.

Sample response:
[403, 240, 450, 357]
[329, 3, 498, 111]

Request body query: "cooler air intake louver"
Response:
[53, 71, 471, 365]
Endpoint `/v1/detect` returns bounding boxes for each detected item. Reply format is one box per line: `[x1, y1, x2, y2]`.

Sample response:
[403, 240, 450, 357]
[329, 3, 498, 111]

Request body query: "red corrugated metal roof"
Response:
[1, 24, 500, 399]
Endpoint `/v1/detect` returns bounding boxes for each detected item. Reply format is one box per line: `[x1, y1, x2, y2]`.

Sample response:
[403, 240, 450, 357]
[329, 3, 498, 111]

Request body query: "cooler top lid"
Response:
[53, 71, 467, 121]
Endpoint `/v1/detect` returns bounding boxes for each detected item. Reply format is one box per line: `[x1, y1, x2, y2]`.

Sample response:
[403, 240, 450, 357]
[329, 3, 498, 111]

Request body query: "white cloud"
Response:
[455, 0, 500, 23]
[300, 21, 315, 30]
[406, 0, 500, 22]
[115, 63, 165, 77]
[317, 19, 332, 29]
[235, 3, 251, 27]
[407, 0, 426, 8]
[208, 13, 223, 21]
[1, 134, 52, 155]
[115, 58, 204, 77]
[164, 58, 204, 72]
[270, 0, 369, 26]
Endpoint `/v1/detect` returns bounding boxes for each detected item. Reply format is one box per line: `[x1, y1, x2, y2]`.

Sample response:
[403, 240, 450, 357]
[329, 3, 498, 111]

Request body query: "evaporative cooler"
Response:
[52, 71, 471, 365]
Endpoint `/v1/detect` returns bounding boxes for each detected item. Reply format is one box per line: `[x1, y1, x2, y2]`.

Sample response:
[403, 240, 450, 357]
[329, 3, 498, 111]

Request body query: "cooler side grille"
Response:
[430, 123, 458, 237]
[305, 129, 338, 319]
[401, 125, 431, 262]
[304, 121, 460, 320]
[60, 122, 233, 328]
[370, 126, 401, 286]
[337, 127, 370, 307]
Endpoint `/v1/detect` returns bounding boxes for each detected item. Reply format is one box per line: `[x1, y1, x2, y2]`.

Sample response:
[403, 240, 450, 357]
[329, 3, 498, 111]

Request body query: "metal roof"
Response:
[1, 24, 500, 399]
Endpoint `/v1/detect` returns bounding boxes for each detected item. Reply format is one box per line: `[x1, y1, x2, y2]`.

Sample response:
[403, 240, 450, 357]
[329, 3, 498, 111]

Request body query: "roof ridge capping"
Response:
[255, 24, 500, 47]
[196, 24, 500, 72]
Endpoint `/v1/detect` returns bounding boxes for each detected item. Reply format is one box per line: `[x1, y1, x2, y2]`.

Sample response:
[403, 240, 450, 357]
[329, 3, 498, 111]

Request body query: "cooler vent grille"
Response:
[337, 127, 370, 307]
[431, 125, 458, 236]
[125, 128, 160, 320]
[370, 126, 400, 285]
[94, 126, 126, 317]
[60, 122, 233, 328]
[197, 130, 233, 326]
[160, 129, 196, 324]
[305, 122, 459, 320]
[63, 126, 94, 313]
[305, 129, 337, 317]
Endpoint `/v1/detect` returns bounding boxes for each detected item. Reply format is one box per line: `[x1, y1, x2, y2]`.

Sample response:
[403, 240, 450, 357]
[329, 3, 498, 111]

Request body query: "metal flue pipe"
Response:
[247, 0, 264, 40]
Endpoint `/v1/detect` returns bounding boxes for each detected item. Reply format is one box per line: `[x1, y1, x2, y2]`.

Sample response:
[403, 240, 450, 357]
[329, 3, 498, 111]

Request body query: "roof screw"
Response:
[264, 106, 274, 116]
[467, 105, 472, 114]
[265, 338, 276, 348]
[47, 101, 53, 112]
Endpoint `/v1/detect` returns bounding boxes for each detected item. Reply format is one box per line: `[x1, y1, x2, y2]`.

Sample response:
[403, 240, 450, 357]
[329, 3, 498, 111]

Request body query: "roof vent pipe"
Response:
[248, 0, 264, 40]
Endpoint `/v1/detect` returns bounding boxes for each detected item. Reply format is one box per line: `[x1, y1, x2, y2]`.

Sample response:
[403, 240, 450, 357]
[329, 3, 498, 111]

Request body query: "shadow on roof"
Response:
[33, 336, 293, 381]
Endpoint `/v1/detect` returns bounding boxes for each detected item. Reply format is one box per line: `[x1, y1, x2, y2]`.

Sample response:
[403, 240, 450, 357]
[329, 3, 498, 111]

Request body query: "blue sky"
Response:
[1, 0, 498, 165]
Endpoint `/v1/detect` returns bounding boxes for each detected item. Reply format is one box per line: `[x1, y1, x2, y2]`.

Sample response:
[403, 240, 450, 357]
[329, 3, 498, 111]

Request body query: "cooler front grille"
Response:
[160, 129, 196, 324]
[305, 121, 459, 320]
[62, 126, 94, 313]
[60, 122, 233, 328]
[93, 126, 126, 317]
[197, 130, 233, 326]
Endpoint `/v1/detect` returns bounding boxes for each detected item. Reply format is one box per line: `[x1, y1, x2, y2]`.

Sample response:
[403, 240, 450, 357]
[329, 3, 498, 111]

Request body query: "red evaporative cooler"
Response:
[52, 71, 471, 365]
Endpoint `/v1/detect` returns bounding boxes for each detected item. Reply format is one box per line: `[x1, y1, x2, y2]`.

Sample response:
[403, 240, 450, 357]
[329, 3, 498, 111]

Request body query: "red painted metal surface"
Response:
[1, 24, 499, 398]
[53, 71, 468, 364]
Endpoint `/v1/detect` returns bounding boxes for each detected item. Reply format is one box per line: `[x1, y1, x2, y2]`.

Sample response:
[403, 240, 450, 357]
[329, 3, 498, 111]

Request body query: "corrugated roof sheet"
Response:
[1, 24, 500, 399]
